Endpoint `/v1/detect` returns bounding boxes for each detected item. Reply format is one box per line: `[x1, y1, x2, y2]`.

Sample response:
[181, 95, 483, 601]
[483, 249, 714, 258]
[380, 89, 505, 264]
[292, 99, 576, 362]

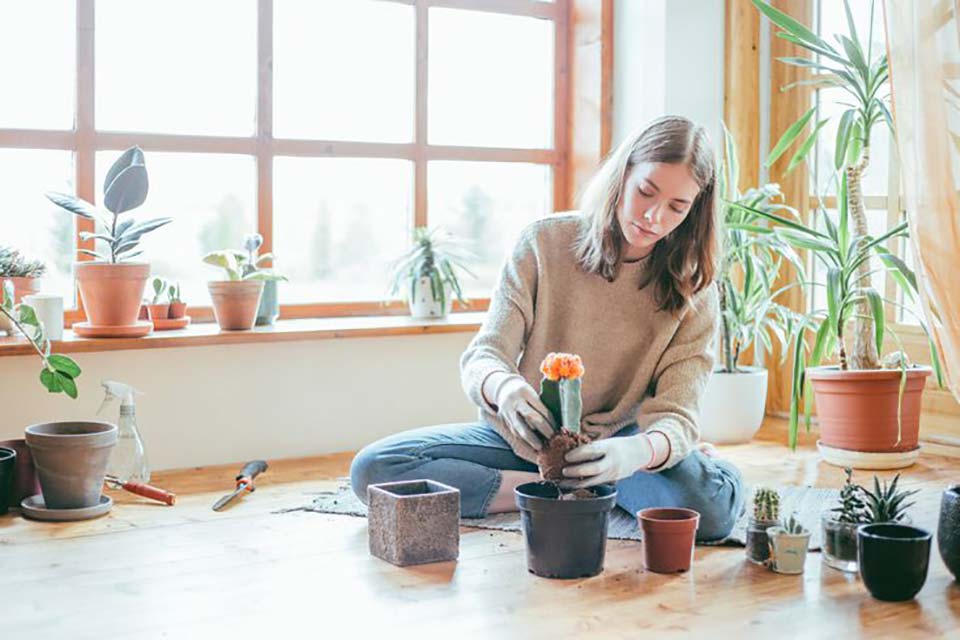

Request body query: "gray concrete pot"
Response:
[367, 479, 460, 566]
[25, 421, 118, 509]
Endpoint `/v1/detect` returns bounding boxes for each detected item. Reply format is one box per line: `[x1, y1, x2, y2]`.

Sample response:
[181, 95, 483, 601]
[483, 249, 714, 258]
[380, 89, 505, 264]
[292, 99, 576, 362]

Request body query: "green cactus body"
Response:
[539, 377, 582, 434]
[752, 487, 781, 522]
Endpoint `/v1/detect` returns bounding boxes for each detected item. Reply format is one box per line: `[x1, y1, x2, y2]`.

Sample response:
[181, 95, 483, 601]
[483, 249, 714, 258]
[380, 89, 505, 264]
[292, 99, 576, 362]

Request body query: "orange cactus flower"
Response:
[540, 352, 584, 381]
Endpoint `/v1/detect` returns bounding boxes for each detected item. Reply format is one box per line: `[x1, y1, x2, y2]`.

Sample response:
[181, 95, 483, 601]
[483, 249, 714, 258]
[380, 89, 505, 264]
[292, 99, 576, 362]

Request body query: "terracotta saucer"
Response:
[20, 494, 113, 522]
[151, 316, 191, 331]
[73, 321, 153, 339]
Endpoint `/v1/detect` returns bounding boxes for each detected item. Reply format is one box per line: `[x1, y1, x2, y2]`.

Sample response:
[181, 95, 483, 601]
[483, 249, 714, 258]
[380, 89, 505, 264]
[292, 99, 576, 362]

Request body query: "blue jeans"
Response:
[350, 421, 745, 542]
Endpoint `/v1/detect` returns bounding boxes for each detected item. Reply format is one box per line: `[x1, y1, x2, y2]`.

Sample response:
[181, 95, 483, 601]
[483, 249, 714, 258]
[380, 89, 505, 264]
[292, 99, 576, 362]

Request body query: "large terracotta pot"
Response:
[0, 276, 42, 333]
[807, 365, 932, 454]
[76, 262, 150, 327]
[208, 280, 265, 331]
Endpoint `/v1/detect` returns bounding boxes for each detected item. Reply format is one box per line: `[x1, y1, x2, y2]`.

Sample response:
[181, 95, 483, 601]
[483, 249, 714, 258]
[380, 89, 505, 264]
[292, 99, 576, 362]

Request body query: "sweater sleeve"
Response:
[459, 226, 540, 415]
[636, 284, 720, 470]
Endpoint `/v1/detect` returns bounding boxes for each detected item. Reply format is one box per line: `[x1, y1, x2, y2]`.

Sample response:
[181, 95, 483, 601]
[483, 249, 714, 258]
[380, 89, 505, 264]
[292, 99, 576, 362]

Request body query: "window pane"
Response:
[96, 0, 256, 135]
[0, 2, 74, 129]
[95, 152, 257, 307]
[0, 150, 76, 304]
[274, 158, 412, 303]
[428, 161, 552, 297]
[274, 0, 414, 142]
[429, 9, 554, 149]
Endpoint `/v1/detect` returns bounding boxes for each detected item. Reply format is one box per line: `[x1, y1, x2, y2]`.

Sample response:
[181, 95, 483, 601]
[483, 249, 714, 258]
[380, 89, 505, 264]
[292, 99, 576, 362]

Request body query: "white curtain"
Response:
[885, 0, 960, 401]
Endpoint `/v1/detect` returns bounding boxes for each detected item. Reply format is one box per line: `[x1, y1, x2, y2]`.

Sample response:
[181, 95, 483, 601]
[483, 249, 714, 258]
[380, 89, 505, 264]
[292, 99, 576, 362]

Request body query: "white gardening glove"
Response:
[492, 374, 556, 451]
[560, 435, 655, 488]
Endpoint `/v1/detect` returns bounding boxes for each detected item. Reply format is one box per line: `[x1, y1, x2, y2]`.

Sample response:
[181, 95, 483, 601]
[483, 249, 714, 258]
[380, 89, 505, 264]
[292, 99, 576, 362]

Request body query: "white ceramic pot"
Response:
[698, 366, 768, 444]
[767, 526, 811, 574]
[408, 276, 453, 319]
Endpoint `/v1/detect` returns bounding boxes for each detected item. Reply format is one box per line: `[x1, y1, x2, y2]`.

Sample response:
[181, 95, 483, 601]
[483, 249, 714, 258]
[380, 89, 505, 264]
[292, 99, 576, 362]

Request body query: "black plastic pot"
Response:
[858, 523, 932, 601]
[0, 447, 16, 515]
[515, 482, 616, 579]
[938, 485, 960, 581]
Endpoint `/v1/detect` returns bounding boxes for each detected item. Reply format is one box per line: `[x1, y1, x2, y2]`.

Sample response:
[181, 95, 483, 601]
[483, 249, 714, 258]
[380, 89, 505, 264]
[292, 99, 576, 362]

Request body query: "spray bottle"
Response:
[99, 380, 150, 483]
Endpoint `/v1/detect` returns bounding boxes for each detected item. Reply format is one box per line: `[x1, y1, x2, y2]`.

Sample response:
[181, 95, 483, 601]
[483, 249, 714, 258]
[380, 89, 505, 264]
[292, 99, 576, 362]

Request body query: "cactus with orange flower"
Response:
[539, 353, 584, 434]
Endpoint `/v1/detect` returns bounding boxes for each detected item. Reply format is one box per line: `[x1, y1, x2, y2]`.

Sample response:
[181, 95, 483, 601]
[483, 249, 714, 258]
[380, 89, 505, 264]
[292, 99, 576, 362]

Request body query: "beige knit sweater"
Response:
[459, 213, 719, 470]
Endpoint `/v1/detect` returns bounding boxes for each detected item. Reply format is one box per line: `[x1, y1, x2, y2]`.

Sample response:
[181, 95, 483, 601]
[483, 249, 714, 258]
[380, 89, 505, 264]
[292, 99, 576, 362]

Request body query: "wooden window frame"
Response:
[0, 0, 593, 325]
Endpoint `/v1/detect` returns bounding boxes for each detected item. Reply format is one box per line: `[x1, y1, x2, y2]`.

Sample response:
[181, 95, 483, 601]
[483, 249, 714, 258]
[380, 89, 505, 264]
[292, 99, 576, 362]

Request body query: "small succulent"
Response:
[150, 277, 167, 304]
[831, 467, 869, 524]
[46, 146, 171, 264]
[863, 473, 918, 524]
[0, 280, 81, 398]
[0, 246, 47, 278]
[203, 234, 286, 282]
[753, 487, 781, 522]
[168, 282, 182, 304]
[780, 512, 807, 535]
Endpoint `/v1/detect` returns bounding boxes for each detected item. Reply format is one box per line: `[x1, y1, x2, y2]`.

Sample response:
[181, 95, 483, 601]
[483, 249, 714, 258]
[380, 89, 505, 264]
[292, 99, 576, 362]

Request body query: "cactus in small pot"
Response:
[167, 282, 186, 319]
[146, 276, 169, 321]
[536, 352, 590, 481]
[746, 487, 781, 564]
[767, 512, 811, 575]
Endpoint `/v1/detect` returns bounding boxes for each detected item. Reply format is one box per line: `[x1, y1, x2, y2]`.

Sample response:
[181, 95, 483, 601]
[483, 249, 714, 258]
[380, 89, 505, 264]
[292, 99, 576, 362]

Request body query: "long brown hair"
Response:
[575, 116, 718, 314]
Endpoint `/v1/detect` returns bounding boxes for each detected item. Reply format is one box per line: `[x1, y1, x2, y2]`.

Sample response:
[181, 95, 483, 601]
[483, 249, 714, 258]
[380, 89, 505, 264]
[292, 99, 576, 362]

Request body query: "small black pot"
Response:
[515, 482, 616, 579]
[858, 523, 932, 602]
[939, 485, 960, 582]
[0, 447, 16, 515]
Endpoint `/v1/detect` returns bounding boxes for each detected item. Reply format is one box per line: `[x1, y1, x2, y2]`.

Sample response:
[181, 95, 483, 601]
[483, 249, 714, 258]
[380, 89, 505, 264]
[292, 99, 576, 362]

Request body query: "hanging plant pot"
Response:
[515, 482, 616, 579]
[808, 366, 932, 469]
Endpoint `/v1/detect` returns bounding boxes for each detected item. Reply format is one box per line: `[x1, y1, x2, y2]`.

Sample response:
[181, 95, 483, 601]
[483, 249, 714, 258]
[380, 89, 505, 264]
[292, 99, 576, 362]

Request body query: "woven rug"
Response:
[288, 479, 839, 551]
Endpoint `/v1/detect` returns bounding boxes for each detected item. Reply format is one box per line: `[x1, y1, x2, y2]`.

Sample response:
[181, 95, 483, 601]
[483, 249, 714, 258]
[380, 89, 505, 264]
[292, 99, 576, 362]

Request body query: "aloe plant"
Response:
[46, 146, 171, 264]
[0, 280, 81, 398]
[387, 227, 475, 312]
[753, 0, 891, 370]
[717, 124, 805, 373]
[780, 512, 807, 535]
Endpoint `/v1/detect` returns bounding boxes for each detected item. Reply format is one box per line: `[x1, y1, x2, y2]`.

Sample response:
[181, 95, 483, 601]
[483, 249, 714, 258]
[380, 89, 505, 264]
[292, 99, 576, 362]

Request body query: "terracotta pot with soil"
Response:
[208, 280, 265, 331]
[515, 481, 617, 578]
[808, 366, 932, 469]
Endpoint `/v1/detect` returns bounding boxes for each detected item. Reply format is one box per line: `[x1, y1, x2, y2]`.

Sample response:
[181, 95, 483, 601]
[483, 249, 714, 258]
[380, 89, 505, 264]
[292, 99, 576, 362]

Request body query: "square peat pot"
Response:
[367, 479, 461, 567]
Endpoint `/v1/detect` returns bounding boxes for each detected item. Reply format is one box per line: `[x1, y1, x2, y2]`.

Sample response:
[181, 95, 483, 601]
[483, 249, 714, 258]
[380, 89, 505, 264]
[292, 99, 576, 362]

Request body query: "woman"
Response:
[351, 116, 744, 541]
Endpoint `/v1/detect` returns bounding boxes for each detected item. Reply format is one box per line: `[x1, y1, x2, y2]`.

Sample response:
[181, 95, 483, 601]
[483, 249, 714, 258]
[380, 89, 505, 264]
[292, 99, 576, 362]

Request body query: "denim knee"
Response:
[688, 461, 745, 541]
[349, 443, 390, 505]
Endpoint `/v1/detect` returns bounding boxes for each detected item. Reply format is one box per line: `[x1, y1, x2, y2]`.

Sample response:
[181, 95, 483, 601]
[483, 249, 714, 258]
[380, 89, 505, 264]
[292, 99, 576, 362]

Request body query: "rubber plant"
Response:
[537, 352, 588, 481]
[738, 0, 944, 448]
[716, 123, 804, 373]
[387, 226, 475, 313]
[0, 280, 81, 398]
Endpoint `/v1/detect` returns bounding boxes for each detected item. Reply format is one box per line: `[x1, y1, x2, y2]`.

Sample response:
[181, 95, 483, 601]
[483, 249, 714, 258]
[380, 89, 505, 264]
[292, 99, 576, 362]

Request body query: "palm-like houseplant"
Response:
[745, 0, 942, 464]
[387, 226, 475, 319]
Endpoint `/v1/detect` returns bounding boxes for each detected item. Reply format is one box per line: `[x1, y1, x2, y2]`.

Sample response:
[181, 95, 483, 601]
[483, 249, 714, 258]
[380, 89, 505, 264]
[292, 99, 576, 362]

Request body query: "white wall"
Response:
[0, 333, 477, 470]
[613, 0, 726, 148]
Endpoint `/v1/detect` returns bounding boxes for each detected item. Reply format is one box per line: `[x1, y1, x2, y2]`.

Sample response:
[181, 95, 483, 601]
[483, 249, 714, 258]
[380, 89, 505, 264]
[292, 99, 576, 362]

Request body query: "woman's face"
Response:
[616, 162, 701, 260]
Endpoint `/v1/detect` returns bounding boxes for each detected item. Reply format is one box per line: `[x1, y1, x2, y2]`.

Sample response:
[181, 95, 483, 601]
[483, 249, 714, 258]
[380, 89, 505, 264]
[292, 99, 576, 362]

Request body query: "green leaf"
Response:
[846, 120, 864, 165]
[539, 378, 562, 426]
[54, 371, 78, 399]
[47, 354, 81, 378]
[843, 0, 861, 49]
[18, 304, 39, 327]
[78, 249, 109, 261]
[40, 368, 62, 393]
[837, 34, 869, 82]
[864, 287, 885, 356]
[766, 107, 816, 168]
[45, 191, 98, 219]
[787, 118, 831, 172]
[838, 172, 850, 261]
[835, 109, 857, 170]
[752, 0, 829, 51]
[118, 217, 173, 243]
[827, 267, 842, 333]
[103, 147, 149, 214]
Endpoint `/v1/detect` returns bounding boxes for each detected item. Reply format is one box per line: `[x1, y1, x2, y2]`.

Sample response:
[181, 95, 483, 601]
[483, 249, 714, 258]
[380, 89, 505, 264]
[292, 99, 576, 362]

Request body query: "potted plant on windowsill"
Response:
[387, 226, 475, 319]
[203, 245, 286, 331]
[46, 146, 172, 339]
[701, 126, 803, 444]
[746, 0, 945, 468]
[822, 467, 918, 573]
[146, 277, 169, 322]
[0, 247, 46, 335]
[238, 234, 281, 326]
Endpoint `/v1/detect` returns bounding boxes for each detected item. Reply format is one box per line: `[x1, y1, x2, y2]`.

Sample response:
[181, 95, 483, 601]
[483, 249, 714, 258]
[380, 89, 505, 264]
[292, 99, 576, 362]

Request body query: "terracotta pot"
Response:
[25, 421, 117, 510]
[638, 507, 700, 573]
[138, 303, 149, 320]
[0, 276, 42, 333]
[168, 301, 187, 319]
[146, 303, 169, 321]
[807, 366, 932, 454]
[76, 262, 150, 327]
[208, 280, 265, 331]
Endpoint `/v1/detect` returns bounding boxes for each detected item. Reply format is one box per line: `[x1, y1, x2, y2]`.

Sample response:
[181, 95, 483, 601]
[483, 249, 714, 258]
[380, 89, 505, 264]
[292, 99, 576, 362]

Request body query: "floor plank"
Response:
[2, 420, 959, 639]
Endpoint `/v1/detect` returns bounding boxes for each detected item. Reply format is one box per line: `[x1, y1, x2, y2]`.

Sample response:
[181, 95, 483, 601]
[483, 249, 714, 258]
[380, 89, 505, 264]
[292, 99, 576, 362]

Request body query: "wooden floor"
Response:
[3, 419, 959, 639]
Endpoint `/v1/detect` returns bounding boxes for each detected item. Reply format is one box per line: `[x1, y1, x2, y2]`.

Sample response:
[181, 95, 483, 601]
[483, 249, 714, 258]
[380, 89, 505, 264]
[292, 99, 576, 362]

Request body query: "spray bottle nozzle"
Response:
[98, 380, 144, 415]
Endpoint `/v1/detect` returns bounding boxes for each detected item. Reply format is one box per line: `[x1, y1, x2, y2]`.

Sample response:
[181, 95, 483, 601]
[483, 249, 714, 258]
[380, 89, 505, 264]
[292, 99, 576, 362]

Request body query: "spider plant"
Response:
[387, 226, 476, 312]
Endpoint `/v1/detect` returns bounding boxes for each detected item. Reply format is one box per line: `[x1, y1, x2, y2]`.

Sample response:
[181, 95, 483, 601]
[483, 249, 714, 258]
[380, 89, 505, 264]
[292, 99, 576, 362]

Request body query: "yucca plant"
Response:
[387, 226, 475, 312]
[0, 280, 81, 398]
[717, 124, 805, 373]
[754, 0, 892, 370]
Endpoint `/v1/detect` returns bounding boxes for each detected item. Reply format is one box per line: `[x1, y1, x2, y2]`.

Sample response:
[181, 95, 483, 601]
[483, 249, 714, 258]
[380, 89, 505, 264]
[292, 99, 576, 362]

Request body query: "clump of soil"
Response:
[561, 488, 598, 501]
[537, 428, 591, 482]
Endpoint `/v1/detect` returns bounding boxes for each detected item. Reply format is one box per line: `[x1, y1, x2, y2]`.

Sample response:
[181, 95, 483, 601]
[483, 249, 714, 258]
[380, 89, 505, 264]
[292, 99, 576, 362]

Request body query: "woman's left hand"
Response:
[559, 435, 654, 488]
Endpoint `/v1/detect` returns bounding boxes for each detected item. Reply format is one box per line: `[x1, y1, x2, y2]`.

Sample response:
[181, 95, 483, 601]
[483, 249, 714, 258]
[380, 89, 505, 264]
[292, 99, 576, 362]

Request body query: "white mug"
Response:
[22, 294, 65, 341]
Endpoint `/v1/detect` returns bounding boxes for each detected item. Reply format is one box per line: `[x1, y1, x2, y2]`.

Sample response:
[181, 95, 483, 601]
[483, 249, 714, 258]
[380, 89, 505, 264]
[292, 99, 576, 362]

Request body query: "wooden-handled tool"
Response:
[104, 474, 177, 506]
[212, 460, 268, 512]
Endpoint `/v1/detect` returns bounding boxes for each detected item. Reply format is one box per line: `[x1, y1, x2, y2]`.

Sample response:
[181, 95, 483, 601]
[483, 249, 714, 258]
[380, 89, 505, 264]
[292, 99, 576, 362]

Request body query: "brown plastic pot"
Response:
[168, 301, 187, 319]
[208, 280, 265, 331]
[638, 507, 700, 573]
[146, 303, 169, 321]
[0, 438, 42, 503]
[76, 262, 150, 327]
[807, 366, 932, 453]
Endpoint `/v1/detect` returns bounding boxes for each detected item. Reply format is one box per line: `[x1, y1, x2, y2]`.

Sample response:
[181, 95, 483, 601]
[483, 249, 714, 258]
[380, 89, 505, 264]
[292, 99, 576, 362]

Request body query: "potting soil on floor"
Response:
[286, 480, 839, 550]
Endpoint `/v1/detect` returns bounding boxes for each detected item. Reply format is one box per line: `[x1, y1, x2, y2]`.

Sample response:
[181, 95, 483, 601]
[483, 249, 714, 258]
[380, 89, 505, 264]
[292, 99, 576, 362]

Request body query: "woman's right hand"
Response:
[491, 374, 556, 451]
